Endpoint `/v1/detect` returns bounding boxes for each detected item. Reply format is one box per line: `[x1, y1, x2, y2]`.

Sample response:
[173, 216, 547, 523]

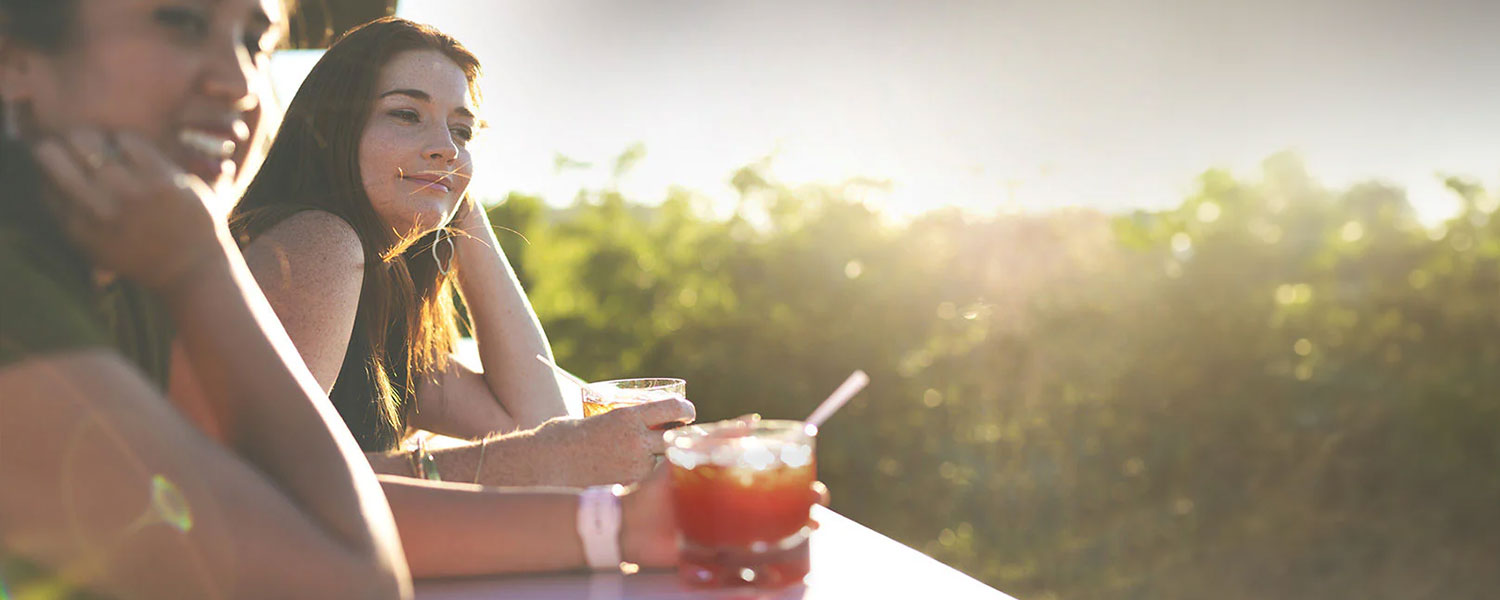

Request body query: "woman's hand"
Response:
[447, 194, 487, 237]
[33, 130, 228, 296]
[618, 466, 678, 567]
[530, 398, 695, 486]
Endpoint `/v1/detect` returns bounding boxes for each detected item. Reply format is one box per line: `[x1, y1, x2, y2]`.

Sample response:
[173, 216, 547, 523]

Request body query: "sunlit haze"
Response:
[269, 0, 1499, 224]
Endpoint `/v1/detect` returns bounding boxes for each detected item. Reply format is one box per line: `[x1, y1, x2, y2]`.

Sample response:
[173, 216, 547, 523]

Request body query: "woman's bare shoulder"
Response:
[241, 210, 366, 317]
[244, 209, 365, 269]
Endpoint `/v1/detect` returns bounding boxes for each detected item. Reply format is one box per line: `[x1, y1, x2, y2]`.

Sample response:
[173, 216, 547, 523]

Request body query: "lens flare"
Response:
[151, 475, 193, 533]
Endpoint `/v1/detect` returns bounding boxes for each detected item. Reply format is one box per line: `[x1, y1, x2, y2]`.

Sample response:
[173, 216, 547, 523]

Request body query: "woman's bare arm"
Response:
[443, 199, 573, 429]
[380, 460, 814, 579]
[407, 357, 519, 438]
[239, 210, 365, 394]
[378, 467, 682, 578]
[369, 398, 695, 488]
[0, 353, 403, 599]
[165, 233, 404, 578]
[20, 132, 409, 598]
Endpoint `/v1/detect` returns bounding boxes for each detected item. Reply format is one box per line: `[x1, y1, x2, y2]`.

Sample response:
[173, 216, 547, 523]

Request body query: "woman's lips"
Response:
[402, 172, 453, 194]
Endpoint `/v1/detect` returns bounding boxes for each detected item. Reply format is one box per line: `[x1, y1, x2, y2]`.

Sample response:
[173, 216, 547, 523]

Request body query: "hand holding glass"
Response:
[582, 378, 687, 429]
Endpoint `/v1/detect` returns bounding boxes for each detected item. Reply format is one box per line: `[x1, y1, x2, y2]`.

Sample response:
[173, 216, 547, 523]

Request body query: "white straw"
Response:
[806, 370, 869, 428]
[535, 354, 594, 391]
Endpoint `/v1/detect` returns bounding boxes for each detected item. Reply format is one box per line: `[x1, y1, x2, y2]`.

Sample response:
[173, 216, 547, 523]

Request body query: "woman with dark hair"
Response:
[0, 0, 410, 597]
[206, 19, 824, 579]
[228, 17, 686, 485]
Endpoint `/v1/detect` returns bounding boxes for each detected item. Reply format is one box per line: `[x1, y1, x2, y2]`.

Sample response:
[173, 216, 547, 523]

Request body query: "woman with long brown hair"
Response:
[228, 17, 684, 486]
[213, 17, 764, 579]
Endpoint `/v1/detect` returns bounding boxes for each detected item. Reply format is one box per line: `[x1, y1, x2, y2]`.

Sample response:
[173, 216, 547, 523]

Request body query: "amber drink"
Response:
[580, 378, 686, 418]
[664, 420, 817, 588]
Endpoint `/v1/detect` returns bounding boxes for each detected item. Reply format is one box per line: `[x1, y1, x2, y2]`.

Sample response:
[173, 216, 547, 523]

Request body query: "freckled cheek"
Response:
[357, 149, 400, 228]
[453, 152, 476, 195]
[358, 135, 396, 189]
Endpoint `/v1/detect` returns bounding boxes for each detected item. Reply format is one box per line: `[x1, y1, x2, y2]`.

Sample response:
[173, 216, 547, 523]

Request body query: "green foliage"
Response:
[485, 155, 1499, 599]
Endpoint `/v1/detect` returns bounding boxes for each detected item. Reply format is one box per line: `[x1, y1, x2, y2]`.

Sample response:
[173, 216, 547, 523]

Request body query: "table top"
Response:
[415, 505, 1014, 599]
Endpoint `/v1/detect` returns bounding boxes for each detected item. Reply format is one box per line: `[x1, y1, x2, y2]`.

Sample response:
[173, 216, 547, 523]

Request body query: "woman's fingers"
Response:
[114, 131, 185, 179]
[630, 397, 697, 429]
[114, 132, 204, 201]
[62, 129, 148, 200]
[32, 138, 116, 220]
[805, 481, 830, 531]
[64, 129, 113, 172]
[647, 432, 668, 456]
[111, 131, 162, 169]
[85, 146, 149, 203]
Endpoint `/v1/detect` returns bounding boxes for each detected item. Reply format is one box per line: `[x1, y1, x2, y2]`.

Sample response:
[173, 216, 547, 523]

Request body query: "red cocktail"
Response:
[664, 420, 817, 588]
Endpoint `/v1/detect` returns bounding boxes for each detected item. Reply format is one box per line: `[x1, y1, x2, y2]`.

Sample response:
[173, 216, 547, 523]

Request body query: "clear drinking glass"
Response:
[580, 378, 687, 418]
[664, 419, 818, 588]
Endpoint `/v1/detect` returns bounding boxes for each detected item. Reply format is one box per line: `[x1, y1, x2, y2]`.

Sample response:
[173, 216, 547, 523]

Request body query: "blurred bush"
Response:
[485, 153, 1499, 599]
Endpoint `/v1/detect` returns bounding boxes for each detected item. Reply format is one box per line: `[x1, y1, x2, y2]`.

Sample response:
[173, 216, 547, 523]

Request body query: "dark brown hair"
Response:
[230, 17, 480, 450]
[0, 0, 78, 244]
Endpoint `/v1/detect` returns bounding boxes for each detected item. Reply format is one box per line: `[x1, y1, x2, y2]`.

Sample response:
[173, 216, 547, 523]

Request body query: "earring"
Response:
[432, 231, 454, 276]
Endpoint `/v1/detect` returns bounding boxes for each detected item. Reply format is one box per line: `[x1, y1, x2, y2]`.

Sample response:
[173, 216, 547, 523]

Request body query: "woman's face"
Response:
[0, 0, 283, 193]
[358, 49, 477, 240]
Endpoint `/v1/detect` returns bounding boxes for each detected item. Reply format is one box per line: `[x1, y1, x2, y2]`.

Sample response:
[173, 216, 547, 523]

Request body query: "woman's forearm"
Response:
[162, 239, 408, 578]
[366, 404, 673, 489]
[451, 203, 572, 427]
[2, 354, 408, 600]
[410, 360, 520, 439]
[365, 426, 561, 487]
[378, 476, 586, 577]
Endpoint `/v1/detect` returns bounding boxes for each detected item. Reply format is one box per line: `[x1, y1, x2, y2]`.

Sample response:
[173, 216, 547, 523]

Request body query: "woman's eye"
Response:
[451, 127, 474, 143]
[389, 109, 420, 123]
[153, 6, 210, 40]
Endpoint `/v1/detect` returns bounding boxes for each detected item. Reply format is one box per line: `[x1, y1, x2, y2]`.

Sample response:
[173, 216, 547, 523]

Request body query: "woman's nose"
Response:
[425, 127, 458, 162]
[201, 36, 257, 111]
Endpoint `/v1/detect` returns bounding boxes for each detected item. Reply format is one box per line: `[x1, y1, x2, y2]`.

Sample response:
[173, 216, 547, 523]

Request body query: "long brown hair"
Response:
[230, 17, 481, 450]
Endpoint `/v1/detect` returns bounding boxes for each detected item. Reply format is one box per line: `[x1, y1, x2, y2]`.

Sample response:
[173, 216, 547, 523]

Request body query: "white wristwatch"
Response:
[577, 484, 624, 570]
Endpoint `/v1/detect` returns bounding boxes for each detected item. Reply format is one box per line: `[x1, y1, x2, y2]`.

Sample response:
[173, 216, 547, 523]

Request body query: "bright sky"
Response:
[270, 0, 1499, 224]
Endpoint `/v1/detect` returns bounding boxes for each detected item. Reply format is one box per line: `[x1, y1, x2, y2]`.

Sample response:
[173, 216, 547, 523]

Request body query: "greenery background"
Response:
[482, 152, 1498, 600]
